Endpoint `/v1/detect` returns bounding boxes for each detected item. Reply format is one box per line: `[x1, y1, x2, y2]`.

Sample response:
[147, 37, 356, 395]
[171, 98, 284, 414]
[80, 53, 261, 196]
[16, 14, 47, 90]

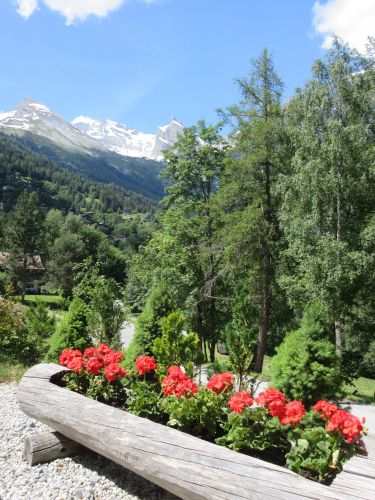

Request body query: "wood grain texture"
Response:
[24, 431, 87, 466]
[17, 364, 375, 499]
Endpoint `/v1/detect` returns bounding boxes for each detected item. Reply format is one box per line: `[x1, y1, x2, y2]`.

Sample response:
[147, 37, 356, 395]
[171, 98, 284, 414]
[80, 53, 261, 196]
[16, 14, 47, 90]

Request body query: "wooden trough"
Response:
[17, 364, 375, 499]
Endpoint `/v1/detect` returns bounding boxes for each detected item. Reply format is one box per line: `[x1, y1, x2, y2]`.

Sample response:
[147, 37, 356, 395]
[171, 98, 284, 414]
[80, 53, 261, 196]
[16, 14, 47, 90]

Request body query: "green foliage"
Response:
[286, 423, 344, 483]
[217, 406, 290, 460]
[0, 132, 157, 214]
[223, 291, 257, 388]
[126, 285, 176, 363]
[271, 304, 344, 406]
[46, 298, 92, 361]
[161, 390, 228, 440]
[25, 299, 55, 340]
[152, 310, 202, 377]
[0, 272, 10, 294]
[125, 380, 164, 422]
[0, 298, 45, 365]
[363, 341, 375, 378]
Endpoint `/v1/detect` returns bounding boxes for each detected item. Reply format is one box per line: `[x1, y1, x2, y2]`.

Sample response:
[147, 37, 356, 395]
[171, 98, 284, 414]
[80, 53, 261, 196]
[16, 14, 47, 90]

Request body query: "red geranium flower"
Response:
[59, 349, 83, 367]
[279, 401, 306, 426]
[228, 391, 254, 414]
[96, 343, 112, 355]
[104, 362, 126, 382]
[161, 366, 198, 398]
[313, 400, 339, 420]
[255, 388, 286, 407]
[66, 356, 85, 373]
[83, 347, 97, 358]
[326, 409, 363, 443]
[207, 372, 234, 394]
[135, 355, 157, 376]
[86, 356, 104, 376]
[103, 351, 124, 365]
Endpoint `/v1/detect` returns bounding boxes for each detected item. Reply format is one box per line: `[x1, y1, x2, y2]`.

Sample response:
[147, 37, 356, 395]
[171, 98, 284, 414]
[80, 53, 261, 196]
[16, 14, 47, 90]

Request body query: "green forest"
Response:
[1, 40, 375, 401]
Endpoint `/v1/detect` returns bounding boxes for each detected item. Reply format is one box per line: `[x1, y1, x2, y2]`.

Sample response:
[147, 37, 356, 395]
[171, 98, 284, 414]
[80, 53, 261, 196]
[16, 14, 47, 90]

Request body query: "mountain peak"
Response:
[72, 115, 183, 161]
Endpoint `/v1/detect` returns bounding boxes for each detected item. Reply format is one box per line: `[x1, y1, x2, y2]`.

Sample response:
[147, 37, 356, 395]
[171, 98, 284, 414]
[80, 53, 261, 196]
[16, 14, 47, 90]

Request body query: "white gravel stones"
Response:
[0, 383, 176, 500]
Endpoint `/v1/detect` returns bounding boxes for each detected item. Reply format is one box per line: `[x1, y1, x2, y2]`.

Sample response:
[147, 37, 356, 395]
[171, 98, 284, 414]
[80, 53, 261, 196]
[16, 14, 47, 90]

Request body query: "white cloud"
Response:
[313, 0, 375, 52]
[14, 0, 38, 19]
[44, 0, 125, 25]
[14, 0, 162, 24]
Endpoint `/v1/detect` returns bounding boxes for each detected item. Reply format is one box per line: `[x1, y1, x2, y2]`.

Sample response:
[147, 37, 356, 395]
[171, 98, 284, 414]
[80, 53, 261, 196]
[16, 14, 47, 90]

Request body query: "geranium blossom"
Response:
[135, 355, 157, 376]
[104, 362, 126, 382]
[86, 356, 104, 376]
[207, 372, 234, 394]
[228, 391, 254, 414]
[161, 366, 198, 398]
[313, 400, 339, 420]
[279, 401, 306, 426]
[326, 409, 363, 443]
[59, 349, 83, 367]
[255, 388, 286, 407]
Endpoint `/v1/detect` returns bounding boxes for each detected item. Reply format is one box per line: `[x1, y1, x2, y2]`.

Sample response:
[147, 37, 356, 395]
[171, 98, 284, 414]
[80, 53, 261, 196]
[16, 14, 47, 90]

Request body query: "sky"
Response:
[0, 0, 374, 133]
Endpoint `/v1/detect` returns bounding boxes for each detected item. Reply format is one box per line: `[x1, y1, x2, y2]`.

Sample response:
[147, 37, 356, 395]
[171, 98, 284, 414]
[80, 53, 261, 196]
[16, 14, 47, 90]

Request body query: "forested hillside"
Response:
[0, 133, 155, 214]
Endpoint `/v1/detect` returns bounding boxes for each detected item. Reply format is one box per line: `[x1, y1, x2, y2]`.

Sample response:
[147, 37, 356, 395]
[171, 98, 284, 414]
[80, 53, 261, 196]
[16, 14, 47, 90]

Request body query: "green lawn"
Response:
[24, 294, 62, 305]
[344, 377, 375, 405]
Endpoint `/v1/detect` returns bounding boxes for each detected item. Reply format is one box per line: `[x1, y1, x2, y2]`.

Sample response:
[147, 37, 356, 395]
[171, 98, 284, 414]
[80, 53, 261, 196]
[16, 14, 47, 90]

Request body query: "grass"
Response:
[24, 294, 62, 306]
[344, 377, 375, 405]
[0, 363, 28, 383]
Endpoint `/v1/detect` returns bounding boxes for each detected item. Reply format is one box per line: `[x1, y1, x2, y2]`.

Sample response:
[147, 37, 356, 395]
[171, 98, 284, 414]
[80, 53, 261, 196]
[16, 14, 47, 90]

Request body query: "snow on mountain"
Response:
[72, 115, 184, 161]
[0, 99, 184, 161]
[0, 99, 105, 154]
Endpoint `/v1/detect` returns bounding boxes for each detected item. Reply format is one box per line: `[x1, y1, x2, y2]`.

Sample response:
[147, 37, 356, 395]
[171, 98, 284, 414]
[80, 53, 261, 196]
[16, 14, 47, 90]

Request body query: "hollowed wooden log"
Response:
[24, 431, 87, 466]
[17, 364, 364, 499]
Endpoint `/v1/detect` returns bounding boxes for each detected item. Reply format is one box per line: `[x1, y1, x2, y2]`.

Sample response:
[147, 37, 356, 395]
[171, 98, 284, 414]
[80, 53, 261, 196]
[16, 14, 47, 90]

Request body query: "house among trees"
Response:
[0, 251, 45, 293]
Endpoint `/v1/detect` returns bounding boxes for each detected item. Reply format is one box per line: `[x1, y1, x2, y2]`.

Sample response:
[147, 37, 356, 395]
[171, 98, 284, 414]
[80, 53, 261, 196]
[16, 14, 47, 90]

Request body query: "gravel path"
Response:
[0, 383, 175, 500]
[120, 320, 136, 349]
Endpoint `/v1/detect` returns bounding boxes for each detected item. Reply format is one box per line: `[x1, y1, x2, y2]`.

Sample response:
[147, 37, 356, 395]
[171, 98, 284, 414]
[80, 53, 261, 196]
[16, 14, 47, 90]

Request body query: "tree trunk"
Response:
[254, 263, 271, 373]
[334, 319, 342, 354]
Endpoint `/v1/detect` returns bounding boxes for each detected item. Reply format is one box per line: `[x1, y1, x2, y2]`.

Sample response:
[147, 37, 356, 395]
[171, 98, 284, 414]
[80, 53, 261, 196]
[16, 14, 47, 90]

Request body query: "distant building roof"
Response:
[0, 252, 45, 272]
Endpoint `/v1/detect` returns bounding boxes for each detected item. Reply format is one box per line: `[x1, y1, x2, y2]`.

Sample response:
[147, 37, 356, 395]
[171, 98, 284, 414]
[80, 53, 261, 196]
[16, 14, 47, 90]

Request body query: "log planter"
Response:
[17, 364, 374, 499]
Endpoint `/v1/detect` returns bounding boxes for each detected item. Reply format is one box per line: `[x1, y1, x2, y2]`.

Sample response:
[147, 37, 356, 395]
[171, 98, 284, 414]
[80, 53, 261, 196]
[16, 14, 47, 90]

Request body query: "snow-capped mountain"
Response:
[72, 115, 184, 161]
[0, 99, 105, 154]
[0, 99, 184, 161]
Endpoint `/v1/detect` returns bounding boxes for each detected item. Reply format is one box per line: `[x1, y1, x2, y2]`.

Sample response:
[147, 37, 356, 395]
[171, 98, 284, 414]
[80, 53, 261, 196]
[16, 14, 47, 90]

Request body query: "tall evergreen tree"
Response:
[4, 190, 44, 291]
[219, 49, 288, 372]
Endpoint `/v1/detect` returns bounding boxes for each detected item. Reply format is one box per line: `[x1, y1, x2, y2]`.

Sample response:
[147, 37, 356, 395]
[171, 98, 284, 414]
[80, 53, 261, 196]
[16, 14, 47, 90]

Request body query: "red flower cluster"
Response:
[59, 345, 126, 382]
[228, 391, 254, 414]
[314, 400, 364, 443]
[161, 366, 198, 398]
[59, 349, 85, 373]
[279, 401, 306, 426]
[207, 372, 234, 394]
[313, 400, 339, 420]
[135, 355, 157, 376]
[256, 388, 305, 426]
[255, 388, 286, 407]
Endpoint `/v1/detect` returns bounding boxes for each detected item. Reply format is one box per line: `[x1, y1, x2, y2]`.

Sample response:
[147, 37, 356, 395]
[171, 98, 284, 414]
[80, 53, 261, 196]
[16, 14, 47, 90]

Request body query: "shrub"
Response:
[46, 298, 92, 361]
[126, 285, 175, 363]
[0, 298, 44, 365]
[271, 304, 344, 406]
[152, 310, 203, 377]
[26, 299, 55, 340]
[362, 340, 375, 378]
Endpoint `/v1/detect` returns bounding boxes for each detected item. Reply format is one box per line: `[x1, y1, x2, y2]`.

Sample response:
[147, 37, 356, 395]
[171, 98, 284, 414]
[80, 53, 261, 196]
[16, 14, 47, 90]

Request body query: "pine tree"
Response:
[219, 49, 288, 372]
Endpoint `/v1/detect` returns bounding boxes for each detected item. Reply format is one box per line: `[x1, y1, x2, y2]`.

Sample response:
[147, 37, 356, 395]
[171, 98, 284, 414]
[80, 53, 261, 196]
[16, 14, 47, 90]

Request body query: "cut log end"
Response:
[23, 431, 87, 466]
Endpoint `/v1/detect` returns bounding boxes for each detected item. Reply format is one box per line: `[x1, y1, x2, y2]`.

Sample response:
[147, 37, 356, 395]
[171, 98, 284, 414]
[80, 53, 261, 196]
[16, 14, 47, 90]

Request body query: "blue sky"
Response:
[0, 0, 374, 133]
